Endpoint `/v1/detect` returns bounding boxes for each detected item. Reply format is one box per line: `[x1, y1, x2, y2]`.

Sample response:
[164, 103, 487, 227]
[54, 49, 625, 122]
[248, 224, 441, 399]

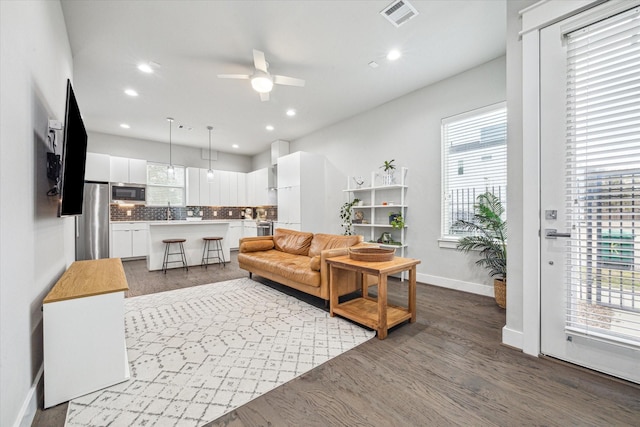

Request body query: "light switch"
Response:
[228, 210, 233, 216]
[213, 211, 218, 217]
[126, 210, 131, 216]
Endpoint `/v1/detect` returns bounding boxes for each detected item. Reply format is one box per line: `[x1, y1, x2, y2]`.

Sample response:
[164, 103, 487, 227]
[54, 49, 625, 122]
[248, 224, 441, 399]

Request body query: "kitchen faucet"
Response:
[167, 202, 172, 221]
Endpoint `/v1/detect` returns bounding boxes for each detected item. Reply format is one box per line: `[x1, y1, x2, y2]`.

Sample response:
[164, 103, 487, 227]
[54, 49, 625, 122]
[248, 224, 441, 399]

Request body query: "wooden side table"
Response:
[327, 255, 420, 339]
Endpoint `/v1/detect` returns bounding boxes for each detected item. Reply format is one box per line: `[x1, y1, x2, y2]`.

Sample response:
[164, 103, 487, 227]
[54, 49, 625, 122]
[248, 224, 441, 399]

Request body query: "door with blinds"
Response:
[540, 4, 640, 383]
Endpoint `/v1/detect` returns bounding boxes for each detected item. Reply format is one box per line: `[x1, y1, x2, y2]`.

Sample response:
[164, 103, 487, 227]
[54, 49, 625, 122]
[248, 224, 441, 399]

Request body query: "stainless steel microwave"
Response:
[111, 184, 146, 203]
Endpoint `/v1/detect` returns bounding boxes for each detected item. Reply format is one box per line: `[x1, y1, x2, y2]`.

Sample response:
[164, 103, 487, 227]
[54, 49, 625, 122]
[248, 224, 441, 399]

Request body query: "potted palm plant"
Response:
[454, 192, 507, 308]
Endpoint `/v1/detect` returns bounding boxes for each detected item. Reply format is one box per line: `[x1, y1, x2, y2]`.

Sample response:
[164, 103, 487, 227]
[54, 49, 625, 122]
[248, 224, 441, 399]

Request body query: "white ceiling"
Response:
[60, 0, 506, 156]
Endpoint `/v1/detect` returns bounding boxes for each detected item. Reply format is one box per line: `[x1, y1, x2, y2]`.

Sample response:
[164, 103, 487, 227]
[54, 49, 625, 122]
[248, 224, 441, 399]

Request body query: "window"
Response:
[442, 103, 507, 238]
[146, 162, 185, 206]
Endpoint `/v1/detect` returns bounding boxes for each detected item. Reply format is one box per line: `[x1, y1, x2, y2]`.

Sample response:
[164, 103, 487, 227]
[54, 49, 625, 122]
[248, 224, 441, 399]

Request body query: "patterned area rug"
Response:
[65, 278, 374, 427]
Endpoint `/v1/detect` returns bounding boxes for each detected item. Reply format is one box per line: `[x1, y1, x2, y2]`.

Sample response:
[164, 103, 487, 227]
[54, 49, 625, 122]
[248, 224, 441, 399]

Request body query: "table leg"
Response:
[361, 272, 368, 299]
[329, 264, 338, 316]
[377, 273, 388, 339]
[409, 266, 416, 323]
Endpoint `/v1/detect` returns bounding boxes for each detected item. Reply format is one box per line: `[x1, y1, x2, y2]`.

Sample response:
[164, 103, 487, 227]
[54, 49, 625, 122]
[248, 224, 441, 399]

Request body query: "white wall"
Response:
[289, 56, 506, 295]
[0, 1, 73, 426]
[88, 131, 252, 173]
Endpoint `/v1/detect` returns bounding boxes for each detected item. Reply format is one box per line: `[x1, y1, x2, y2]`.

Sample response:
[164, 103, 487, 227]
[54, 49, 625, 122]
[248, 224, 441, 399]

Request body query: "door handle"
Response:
[545, 228, 571, 239]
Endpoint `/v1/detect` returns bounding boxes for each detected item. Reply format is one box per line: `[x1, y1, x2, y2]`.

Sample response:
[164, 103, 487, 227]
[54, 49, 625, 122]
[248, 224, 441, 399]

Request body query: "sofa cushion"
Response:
[309, 255, 321, 272]
[238, 250, 320, 287]
[239, 239, 275, 253]
[308, 234, 363, 258]
[273, 228, 314, 256]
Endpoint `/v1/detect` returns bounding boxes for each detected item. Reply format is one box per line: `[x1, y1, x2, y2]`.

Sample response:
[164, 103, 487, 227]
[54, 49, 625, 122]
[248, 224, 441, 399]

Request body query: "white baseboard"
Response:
[417, 272, 494, 297]
[14, 364, 43, 427]
[502, 325, 524, 350]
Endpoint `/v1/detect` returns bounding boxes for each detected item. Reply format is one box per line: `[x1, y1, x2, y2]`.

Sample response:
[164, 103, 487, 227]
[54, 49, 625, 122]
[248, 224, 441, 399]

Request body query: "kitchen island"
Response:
[147, 220, 232, 271]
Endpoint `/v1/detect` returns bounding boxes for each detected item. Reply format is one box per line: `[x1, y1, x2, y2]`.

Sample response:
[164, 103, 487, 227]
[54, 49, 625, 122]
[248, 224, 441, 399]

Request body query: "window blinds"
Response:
[565, 6, 640, 345]
[442, 104, 507, 236]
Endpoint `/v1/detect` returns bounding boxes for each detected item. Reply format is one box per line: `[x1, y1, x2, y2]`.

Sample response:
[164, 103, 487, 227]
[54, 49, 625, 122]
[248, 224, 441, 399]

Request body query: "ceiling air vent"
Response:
[380, 0, 419, 28]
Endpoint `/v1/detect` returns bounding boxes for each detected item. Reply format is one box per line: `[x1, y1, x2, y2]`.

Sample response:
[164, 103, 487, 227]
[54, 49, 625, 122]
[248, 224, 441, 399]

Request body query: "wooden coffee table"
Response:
[327, 255, 421, 339]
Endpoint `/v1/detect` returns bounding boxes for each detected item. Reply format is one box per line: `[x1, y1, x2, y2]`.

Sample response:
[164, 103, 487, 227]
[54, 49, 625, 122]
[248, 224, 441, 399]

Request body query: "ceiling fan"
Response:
[217, 49, 305, 101]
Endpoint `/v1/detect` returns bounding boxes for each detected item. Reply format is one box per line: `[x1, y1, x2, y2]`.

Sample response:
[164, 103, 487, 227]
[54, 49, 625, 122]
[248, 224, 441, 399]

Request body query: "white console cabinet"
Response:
[43, 259, 129, 408]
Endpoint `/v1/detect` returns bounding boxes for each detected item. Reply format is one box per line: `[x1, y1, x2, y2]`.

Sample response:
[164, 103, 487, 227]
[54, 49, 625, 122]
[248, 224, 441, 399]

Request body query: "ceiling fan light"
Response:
[251, 75, 273, 93]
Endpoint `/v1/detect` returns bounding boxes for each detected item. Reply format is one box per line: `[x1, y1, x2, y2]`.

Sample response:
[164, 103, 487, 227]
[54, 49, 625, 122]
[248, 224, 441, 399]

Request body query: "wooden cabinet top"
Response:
[43, 258, 129, 304]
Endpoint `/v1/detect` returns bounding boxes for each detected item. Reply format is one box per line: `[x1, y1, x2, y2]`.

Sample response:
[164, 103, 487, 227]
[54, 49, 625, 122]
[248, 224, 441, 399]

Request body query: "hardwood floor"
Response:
[32, 254, 640, 426]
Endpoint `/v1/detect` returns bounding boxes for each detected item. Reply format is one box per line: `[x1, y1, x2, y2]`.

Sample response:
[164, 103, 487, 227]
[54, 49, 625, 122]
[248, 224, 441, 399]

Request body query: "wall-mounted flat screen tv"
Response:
[58, 79, 88, 216]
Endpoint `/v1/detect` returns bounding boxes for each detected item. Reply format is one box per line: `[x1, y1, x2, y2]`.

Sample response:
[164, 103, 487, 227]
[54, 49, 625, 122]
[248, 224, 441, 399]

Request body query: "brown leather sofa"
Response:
[238, 228, 367, 301]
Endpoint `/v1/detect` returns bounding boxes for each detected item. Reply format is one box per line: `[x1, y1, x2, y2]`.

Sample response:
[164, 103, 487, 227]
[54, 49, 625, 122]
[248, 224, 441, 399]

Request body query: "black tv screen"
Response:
[59, 79, 88, 216]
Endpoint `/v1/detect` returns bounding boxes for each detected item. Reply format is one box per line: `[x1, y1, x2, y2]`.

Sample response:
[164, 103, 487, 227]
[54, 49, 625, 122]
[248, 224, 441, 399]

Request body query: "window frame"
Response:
[145, 162, 186, 207]
[440, 102, 508, 248]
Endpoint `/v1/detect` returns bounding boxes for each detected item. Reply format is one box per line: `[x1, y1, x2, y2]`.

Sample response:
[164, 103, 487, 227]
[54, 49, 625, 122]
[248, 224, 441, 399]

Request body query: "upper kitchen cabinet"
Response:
[84, 152, 110, 182]
[110, 156, 147, 184]
[186, 167, 200, 205]
[247, 168, 271, 206]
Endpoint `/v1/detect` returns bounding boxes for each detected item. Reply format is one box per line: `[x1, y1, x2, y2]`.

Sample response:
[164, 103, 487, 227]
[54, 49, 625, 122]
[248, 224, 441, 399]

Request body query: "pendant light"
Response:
[206, 125, 214, 182]
[166, 117, 175, 177]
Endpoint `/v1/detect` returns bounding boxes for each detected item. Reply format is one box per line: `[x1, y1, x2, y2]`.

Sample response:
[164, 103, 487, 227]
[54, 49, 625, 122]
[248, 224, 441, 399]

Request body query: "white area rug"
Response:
[65, 278, 374, 426]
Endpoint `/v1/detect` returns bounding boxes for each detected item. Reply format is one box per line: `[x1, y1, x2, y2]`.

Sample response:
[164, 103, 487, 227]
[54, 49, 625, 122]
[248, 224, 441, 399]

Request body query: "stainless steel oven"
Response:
[257, 221, 273, 236]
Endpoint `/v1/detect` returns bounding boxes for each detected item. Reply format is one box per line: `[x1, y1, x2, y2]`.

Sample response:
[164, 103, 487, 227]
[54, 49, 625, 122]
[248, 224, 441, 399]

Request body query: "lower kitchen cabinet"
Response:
[110, 222, 149, 258]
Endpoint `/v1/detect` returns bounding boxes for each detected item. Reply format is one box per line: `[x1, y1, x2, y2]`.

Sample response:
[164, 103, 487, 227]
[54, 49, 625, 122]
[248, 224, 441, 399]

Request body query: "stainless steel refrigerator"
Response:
[76, 182, 110, 260]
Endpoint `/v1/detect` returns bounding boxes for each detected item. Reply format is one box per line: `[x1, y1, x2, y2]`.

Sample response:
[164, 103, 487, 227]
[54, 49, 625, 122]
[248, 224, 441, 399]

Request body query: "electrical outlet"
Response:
[126, 210, 131, 216]
[213, 211, 218, 217]
[228, 210, 233, 216]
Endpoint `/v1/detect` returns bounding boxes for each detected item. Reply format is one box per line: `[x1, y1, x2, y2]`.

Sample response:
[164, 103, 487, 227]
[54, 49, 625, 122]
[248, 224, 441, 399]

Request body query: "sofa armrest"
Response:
[319, 247, 351, 291]
[239, 236, 275, 253]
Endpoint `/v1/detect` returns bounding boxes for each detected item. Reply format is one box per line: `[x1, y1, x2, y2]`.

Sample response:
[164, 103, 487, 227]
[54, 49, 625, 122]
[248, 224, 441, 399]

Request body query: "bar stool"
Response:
[162, 238, 188, 273]
[201, 236, 225, 268]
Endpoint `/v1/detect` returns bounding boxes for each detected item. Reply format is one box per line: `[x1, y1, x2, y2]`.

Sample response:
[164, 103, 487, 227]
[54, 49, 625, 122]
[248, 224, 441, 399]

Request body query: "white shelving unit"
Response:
[344, 167, 408, 259]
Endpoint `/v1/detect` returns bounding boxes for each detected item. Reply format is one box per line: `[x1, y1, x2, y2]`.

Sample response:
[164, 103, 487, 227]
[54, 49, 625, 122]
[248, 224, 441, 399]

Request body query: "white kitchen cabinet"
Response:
[228, 221, 243, 249]
[228, 172, 238, 206]
[243, 221, 257, 238]
[109, 156, 147, 184]
[110, 222, 149, 258]
[198, 169, 212, 206]
[247, 168, 270, 206]
[84, 152, 110, 182]
[186, 167, 200, 205]
[237, 173, 247, 205]
[219, 170, 231, 205]
[277, 152, 325, 233]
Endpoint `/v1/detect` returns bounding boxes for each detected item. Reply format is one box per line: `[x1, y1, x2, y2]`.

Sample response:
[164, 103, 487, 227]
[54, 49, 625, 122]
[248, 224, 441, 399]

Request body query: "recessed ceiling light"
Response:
[266, 125, 274, 131]
[368, 61, 379, 68]
[120, 123, 130, 129]
[286, 109, 296, 117]
[232, 144, 239, 149]
[387, 50, 401, 61]
[137, 63, 154, 73]
[124, 89, 138, 97]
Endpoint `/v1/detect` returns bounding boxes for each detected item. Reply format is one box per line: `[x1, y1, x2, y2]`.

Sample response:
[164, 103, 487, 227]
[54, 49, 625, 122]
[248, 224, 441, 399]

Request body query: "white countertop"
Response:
[148, 220, 233, 226]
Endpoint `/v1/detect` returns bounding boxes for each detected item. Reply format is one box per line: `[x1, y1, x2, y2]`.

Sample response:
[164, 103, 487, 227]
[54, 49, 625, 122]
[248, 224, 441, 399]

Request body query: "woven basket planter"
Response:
[494, 278, 506, 309]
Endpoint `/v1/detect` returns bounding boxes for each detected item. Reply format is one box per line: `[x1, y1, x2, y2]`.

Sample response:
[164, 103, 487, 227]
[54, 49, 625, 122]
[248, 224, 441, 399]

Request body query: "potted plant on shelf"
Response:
[340, 198, 361, 235]
[454, 192, 507, 308]
[380, 159, 396, 185]
[389, 212, 404, 228]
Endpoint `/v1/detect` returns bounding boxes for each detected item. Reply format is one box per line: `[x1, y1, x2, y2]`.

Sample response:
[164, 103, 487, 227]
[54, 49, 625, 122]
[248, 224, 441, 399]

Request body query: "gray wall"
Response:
[0, 1, 73, 425]
[88, 131, 252, 173]
[285, 56, 507, 295]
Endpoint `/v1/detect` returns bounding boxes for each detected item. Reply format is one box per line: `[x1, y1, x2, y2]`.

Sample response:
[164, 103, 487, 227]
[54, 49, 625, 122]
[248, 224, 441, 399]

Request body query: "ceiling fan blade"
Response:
[217, 74, 250, 79]
[273, 75, 305, 87]
[253, 49, 268, 72]
[260, 92, 270, 102]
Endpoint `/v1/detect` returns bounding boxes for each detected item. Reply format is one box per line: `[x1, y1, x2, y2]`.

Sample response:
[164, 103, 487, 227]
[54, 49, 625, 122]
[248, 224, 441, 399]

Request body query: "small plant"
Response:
[389, 213, 405, 229]
[340, 198, 361, 235]
[380, 159, 396, 172]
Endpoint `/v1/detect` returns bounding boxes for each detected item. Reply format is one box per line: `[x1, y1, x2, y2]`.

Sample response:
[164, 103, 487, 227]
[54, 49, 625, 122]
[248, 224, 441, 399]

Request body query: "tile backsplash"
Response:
[110, 205, 277, 222]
